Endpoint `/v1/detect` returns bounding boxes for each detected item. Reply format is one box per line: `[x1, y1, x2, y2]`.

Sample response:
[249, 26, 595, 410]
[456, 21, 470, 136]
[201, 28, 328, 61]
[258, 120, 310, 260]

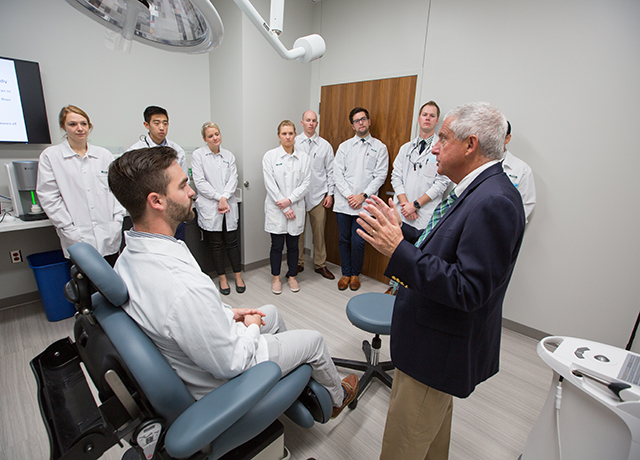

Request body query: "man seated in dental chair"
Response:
[108, 146, 357, 419]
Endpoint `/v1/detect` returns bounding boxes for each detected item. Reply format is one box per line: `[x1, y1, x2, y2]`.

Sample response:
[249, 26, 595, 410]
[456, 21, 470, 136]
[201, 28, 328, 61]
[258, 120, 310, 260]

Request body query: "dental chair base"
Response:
[30, 242, 332, 460]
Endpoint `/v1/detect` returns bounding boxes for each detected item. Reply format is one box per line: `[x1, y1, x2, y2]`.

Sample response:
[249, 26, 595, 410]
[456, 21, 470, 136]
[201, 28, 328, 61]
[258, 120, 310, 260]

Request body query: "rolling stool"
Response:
[332, 292, 395, 409]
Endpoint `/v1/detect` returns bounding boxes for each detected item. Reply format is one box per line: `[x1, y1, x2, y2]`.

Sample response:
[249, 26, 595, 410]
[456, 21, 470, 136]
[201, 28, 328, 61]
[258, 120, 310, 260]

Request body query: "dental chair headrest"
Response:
[68, 243, 129, 307]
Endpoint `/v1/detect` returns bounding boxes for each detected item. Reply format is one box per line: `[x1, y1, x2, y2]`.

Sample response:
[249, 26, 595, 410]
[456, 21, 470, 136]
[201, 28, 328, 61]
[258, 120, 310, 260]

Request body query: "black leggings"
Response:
[206, 216, 241, 276]
[270, 233, 299, 276]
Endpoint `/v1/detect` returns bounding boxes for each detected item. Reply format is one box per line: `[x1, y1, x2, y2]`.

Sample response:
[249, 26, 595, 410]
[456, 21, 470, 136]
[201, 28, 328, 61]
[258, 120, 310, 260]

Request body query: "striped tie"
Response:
[390, 191, 458, 295]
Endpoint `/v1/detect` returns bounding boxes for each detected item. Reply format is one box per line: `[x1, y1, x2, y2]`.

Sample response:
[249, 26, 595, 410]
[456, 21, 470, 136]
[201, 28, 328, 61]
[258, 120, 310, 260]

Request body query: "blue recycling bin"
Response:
[27, 250, 76, 322]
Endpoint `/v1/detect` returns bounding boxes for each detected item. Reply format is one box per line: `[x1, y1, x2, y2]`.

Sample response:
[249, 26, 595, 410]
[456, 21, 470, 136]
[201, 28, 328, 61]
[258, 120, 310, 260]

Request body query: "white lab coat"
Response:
[333, 135, 389, 216]
[191, 146, 239, 232]
[127, 135, 188, 176]
[294, 133, 335, 210]
[391, 134, 451, 229]
[36, 140, 126, 257]
[262, 146, 311, 235]
[115, 231, 268, 400]
[503, 150, 536, 221]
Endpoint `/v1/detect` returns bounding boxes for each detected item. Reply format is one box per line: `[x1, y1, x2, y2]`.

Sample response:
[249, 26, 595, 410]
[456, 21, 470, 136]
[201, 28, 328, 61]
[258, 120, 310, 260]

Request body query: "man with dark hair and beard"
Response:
[107, 147, 357, 416]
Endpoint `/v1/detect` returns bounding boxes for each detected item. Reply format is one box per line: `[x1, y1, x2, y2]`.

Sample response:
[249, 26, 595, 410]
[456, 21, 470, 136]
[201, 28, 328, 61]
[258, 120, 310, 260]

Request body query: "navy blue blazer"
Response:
[385, 162, 525, 398]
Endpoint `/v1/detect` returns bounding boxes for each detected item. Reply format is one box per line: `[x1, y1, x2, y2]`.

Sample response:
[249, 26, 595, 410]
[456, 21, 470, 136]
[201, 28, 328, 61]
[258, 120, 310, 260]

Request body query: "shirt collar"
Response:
[301, 132, 319, 144]
[412, 133, 435, 148]
[61, 139, 98, 159]
[278, 145, 299, 158]
[146, 134, 167, 147]
[352, 134, 371, 145]
[128, 229, 179, 243]
[454, 160, 500, 197]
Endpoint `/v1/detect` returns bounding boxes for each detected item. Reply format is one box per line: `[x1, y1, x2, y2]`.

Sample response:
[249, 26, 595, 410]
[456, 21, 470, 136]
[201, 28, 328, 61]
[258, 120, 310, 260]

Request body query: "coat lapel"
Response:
[419, 163, 504, 248]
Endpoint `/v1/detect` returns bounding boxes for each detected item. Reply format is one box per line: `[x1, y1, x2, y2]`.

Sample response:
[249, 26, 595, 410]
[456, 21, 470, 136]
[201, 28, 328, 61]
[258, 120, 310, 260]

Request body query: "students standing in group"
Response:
[333, 107, 388, 291]
[502, 121, 536, 222]
[263, 120, 311, 294]
[127, 105, 189, 241]
[191, 122, 245, 295]
[37, 105, 125, 266]
[294, 110, 336, 280]
[391, 101, 451, 230]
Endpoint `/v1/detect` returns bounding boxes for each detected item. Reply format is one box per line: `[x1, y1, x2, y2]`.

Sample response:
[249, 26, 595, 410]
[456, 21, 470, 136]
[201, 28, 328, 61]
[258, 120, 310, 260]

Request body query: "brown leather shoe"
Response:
[349, 276, 361, 291]
[315, 266, 335, 280]
[332, 373, 359, 418]
[338, 276, 350, 290]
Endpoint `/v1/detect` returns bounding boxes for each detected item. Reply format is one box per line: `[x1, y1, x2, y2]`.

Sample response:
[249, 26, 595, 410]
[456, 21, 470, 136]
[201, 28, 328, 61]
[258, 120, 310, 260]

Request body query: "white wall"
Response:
[314, 0, 640, 351]
[0, 0, 211, 300]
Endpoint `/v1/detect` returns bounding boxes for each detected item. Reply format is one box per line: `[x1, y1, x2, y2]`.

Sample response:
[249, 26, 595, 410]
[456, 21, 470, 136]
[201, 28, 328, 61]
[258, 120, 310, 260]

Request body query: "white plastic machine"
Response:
[521, 336, 640, 460]
[5, 161, 47, 221]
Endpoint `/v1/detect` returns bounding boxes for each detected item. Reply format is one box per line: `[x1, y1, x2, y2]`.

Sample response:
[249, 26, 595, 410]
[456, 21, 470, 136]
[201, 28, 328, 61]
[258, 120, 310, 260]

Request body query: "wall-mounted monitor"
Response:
[0, 56, 51, 144]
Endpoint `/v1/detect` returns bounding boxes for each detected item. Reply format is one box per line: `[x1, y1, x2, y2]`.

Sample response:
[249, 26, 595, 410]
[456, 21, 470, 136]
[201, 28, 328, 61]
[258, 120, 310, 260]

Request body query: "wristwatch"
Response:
[363, 193, 369, 199]
[413, 200, 421, 209]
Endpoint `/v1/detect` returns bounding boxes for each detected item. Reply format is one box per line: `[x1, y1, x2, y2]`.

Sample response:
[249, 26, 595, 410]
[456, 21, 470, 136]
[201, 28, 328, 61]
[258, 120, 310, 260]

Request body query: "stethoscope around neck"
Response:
[406, 142, 431, 172]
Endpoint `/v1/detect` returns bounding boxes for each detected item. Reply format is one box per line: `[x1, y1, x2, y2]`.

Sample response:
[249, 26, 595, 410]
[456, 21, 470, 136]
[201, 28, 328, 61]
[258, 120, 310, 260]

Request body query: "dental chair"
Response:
[30, 242, 333, 460]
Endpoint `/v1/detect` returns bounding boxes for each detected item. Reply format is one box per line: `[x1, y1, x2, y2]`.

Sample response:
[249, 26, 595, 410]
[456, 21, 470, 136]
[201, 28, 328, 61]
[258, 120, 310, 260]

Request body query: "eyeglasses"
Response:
[352, 116, 369, 124]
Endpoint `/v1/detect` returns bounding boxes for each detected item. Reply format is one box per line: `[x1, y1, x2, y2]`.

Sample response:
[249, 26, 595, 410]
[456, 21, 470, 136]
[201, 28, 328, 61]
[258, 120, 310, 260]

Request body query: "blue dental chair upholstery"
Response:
[31, 242, 332, 460]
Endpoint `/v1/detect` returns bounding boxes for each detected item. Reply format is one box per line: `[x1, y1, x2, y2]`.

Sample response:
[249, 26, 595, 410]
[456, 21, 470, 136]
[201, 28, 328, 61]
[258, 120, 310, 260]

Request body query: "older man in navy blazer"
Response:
[357, 102, 526, 460]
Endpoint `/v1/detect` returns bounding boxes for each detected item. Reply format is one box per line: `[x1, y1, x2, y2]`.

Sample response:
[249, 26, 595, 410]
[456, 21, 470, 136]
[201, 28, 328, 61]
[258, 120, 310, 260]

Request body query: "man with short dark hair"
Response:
[108, 146, 358, 418]
[127, 105, 189, 240]
[357, 102, 526, 459]
[333, 107, 388, 291]
[294, 110, 335, 280]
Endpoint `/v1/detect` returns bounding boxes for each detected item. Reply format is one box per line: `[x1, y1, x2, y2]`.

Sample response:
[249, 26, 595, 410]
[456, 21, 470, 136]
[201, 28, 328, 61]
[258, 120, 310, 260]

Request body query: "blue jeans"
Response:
[336, 212, 365, 277]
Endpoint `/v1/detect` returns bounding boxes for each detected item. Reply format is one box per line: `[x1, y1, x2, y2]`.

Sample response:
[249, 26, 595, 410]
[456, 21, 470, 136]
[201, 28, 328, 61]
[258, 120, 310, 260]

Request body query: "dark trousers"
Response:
[174, 222, 186, 241]
[336, 212, 365, 277]
[206, 216, 242, 276]
[270, 233, 299, 277]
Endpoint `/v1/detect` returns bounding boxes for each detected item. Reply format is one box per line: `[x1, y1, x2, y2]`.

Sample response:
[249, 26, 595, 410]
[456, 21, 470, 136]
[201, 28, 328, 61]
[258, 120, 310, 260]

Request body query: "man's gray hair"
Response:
[445, 102, 507, 161]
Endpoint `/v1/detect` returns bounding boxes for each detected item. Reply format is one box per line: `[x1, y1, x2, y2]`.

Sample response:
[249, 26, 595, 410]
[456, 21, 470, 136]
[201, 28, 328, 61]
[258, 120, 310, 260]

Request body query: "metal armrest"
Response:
[165, 361, 282, 458]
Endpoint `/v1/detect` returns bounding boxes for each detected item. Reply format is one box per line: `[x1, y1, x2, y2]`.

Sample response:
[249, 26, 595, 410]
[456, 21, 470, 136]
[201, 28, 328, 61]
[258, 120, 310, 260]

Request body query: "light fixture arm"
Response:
[232, 0, 325, 63]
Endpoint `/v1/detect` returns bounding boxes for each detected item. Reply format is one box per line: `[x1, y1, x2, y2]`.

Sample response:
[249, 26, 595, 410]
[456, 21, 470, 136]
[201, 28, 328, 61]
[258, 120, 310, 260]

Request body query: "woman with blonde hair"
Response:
[263, 120, 310, 294]
[191, 122, 245, 294]
[37, 105, 125, 265]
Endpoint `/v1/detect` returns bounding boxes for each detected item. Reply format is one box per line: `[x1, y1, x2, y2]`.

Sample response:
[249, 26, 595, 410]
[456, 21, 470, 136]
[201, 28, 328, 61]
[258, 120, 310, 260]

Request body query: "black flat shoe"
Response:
[219, 282, 231, 296]
[236, 282, 246, 294]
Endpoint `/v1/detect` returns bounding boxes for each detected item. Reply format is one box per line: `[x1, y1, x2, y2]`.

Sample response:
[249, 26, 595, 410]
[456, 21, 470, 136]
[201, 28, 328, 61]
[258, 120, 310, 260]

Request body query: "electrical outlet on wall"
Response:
[10, 250, 22, 264]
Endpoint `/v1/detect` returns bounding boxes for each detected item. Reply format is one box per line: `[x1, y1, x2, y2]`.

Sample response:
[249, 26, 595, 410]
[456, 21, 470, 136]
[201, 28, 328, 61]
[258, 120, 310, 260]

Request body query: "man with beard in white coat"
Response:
[108, 146, 358, 418]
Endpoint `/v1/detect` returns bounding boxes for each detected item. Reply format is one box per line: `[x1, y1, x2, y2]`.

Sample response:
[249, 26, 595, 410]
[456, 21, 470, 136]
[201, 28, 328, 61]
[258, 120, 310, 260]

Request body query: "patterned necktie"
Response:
[390, 190, 458, 295]
[414, 190, 458, 247]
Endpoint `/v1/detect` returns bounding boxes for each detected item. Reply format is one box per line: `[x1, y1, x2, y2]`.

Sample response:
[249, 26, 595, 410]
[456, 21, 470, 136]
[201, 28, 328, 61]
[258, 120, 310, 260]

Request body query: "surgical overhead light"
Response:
[65, 0, 325, 63]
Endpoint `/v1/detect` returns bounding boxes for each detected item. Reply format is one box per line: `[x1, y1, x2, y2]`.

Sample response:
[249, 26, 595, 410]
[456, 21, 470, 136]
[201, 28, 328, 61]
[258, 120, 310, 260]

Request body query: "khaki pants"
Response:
[380, 369, 453, 460]
[298, 201, 327, 269]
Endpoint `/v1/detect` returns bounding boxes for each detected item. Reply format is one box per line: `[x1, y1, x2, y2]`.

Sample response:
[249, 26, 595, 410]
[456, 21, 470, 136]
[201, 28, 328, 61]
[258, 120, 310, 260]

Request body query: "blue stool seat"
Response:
[346, 292, 395, 335]
[333, 292, 395, 410]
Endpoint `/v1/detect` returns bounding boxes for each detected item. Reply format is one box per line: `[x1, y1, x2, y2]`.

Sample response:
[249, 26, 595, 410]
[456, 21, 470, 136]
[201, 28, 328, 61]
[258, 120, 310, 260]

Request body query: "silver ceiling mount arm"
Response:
[64, 0, 324, 62]
[232, 0, 325, 63]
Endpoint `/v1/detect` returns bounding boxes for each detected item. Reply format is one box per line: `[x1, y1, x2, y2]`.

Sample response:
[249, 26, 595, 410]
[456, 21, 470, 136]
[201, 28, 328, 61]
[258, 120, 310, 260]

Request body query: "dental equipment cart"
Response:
[521, 336, 640, 460]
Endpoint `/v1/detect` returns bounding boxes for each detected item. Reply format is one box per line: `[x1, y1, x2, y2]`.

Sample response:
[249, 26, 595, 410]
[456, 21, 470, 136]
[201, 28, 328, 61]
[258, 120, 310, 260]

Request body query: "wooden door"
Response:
[319, 76, 417, 283]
